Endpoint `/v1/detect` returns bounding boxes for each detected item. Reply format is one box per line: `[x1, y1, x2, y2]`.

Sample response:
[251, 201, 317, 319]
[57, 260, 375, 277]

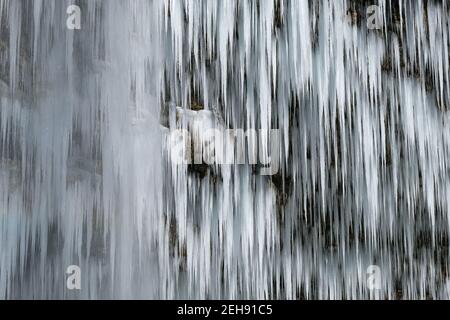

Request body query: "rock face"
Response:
[0, 0, 449, 299]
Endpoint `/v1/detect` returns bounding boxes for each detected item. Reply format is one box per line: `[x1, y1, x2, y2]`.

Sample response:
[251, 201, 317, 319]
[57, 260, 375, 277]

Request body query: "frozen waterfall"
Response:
[0, 0, 449, 299]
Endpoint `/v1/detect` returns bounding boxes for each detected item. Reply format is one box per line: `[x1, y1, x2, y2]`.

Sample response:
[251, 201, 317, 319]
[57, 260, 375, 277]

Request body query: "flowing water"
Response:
[0, 0, 449, 299]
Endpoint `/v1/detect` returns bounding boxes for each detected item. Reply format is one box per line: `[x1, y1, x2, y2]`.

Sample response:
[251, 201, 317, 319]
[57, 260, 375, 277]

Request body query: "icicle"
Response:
[0, 0, 449, 299]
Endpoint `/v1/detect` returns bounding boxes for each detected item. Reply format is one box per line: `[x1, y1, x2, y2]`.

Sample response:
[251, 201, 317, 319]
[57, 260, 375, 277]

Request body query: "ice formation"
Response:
[0, 0, 449, 299]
